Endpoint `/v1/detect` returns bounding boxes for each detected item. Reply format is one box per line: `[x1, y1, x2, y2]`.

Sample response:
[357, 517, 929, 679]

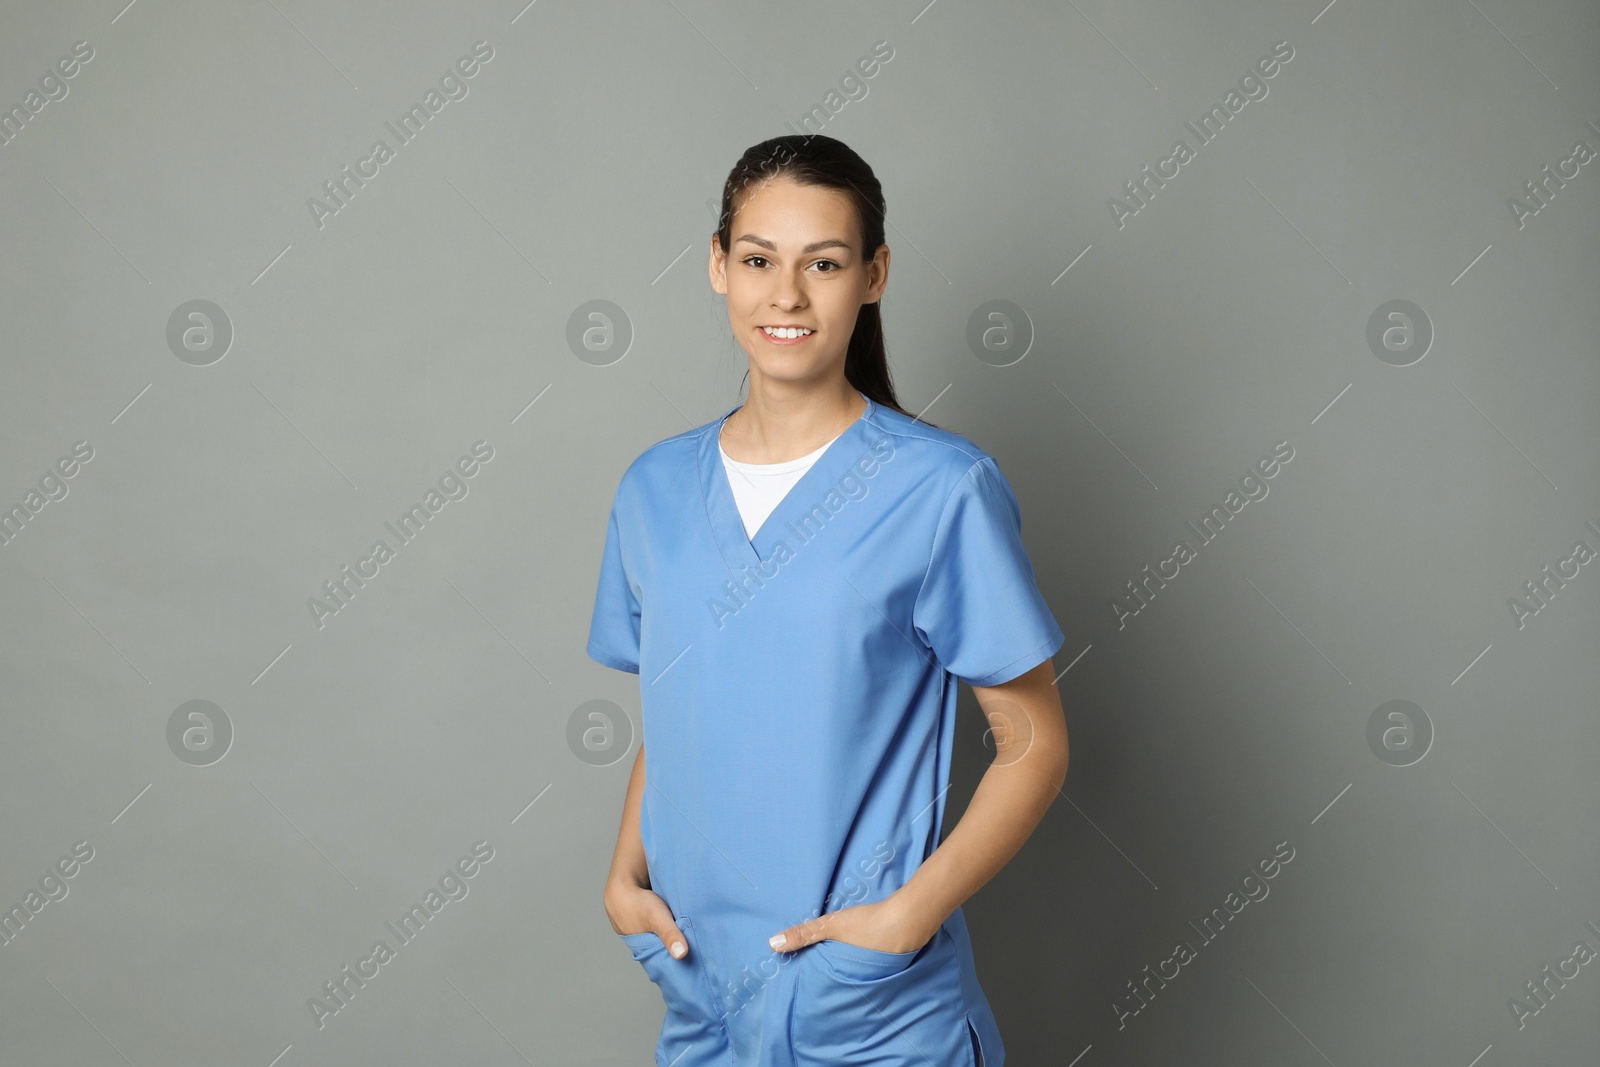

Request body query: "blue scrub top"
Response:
[589, 390, 1064, 1067]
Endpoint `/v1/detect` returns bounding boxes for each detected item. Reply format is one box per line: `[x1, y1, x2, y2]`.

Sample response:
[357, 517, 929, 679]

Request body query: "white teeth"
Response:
[762, 326, 812, 338]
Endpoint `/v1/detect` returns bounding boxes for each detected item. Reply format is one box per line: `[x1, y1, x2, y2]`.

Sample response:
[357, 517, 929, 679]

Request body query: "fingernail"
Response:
[769, 933, 787, 951]
[669, 940, 686, 958]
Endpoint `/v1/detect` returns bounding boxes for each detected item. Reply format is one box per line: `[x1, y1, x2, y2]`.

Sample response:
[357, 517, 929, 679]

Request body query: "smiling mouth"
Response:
[759, 325, 814, 338]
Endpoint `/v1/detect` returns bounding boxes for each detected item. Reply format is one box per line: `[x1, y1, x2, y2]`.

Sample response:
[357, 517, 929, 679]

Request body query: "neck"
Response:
[721, 381, 864, 464]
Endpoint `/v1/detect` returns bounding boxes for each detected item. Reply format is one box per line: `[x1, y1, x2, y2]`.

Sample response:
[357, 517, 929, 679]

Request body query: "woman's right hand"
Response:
[604, 877, 689, 959]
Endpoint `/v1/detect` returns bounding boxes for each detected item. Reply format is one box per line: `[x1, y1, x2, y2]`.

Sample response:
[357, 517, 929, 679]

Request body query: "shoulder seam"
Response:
[616, 419, 717, 489]
[864, 409, 989, 465]
[638, 423, 710, 460]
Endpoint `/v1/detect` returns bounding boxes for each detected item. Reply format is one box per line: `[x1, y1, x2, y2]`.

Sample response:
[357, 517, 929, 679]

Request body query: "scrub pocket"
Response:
[792, 924, 978, 1066]
[618, 916, 729, 1066]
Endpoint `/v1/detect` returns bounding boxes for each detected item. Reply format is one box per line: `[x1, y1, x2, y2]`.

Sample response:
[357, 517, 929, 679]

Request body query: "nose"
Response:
[770, 268, 806, 311]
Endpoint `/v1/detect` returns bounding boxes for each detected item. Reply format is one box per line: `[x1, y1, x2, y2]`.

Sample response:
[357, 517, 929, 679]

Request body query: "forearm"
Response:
[891, 663, 1069, 939]
[606, 744, 651, 891]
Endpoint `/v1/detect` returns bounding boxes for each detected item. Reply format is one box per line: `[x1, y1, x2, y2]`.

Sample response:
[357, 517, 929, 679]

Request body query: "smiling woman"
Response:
[706, 139, 916, 444]
[594, 134, 1069, 1067]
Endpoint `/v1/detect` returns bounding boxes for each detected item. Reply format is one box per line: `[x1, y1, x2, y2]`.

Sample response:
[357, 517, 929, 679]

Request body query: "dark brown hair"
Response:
[715, 134, 936, 427]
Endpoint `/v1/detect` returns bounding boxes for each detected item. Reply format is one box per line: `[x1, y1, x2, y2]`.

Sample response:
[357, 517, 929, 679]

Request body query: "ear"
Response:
[863, 243, 890, 303]
[708, 233, 729, 295]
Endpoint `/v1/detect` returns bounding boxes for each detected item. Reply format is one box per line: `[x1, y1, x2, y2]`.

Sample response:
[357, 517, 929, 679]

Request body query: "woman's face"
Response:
[709, 176, 888, 388]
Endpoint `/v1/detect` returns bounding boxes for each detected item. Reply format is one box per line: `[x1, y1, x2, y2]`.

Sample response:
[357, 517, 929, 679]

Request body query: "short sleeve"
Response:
[911, 457, 1065, 687]
[586, 503, 642, 674]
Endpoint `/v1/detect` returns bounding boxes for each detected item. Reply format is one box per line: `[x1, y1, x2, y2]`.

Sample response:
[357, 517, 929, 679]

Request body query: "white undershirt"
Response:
[718, 432, 841, 539]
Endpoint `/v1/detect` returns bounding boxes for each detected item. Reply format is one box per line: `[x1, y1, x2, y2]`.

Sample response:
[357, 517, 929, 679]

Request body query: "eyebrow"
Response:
[734, 235, 854, 255]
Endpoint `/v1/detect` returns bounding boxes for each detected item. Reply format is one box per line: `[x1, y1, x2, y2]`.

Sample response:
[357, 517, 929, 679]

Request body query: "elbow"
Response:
[1018, 741, 1067, 793]
[1046, 737, 1069, 791]
[1050, 753, 1069, 793]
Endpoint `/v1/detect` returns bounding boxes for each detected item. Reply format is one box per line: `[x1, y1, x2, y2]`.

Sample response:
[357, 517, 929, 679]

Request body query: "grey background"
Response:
[1, 0, 1596, 1064]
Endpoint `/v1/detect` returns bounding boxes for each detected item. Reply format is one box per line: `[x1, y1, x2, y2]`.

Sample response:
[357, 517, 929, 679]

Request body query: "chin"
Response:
[746, 358, 834, 383]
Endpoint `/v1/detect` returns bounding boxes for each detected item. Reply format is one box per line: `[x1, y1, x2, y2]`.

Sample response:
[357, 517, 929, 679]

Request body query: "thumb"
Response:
[652, 915, 689, 959]
[656, 921, 688, 959]
[768, 914, 828, 954]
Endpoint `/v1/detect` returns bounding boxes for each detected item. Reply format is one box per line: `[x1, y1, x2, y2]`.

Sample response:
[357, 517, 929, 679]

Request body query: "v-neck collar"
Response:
[699, 390, 877, 572]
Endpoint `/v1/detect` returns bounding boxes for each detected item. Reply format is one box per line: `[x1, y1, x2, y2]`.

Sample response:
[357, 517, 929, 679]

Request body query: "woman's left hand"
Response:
[766, 893, 937, 955]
